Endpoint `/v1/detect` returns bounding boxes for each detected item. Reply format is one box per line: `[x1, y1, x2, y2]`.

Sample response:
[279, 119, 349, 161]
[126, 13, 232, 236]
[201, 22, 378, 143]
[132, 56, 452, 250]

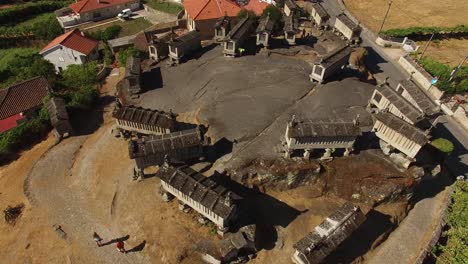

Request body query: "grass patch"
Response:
[86, 18, 152, 38]
[143, 0, 183, 15]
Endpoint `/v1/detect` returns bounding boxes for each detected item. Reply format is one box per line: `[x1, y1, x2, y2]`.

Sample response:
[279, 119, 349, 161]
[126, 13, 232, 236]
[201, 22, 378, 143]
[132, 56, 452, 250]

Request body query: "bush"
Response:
[101, 25, 122, 42]
[261, 5, 282, 31]
[237, 9, 257, 20]
[431, 138, 455, 154]
[32, 13, 63, 41]
[66, 85, 99, 109]
[0, 118, 50, 164]
[117, 47, 142, 67]
[432, 181, 468, 263]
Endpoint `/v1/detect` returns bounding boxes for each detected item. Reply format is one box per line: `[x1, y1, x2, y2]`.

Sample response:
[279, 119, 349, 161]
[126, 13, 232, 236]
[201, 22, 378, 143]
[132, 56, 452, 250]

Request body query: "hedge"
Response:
[381, 25, 467, 38]
[417, 57, 468, 94]
[0, 1, 68, 25]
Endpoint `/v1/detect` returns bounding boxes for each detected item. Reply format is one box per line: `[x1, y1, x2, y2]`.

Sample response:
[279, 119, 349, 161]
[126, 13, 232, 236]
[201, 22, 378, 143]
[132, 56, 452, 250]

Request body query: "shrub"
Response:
[60, 62, 98, 89]
[32, 13, 63, 41]
[237, 9, 257, 20]
[101, 25, 122, 41]
[418, 57, 468, 94]
[117, 47, 142, 67]
[381, 25, 467, 38]
[431, 138, 455, 154]
[66, 85, 99, 109]
[261, 5, 282, 31]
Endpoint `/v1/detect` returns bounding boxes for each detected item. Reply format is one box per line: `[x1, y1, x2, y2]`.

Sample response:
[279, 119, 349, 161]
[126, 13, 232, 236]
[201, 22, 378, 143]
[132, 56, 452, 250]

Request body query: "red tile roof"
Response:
[243, 0, 268, 16]
[0, 113, 23, 132]
[69, 0, 135, 14]
[0, 77, 49, 120]
[183, 0, 241, 20]
[40, 29, 98, 55]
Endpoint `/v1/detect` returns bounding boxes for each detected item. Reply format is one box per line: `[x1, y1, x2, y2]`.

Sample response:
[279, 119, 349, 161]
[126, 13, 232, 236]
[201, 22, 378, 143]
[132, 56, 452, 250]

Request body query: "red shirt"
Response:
[116, 241, 124, 249]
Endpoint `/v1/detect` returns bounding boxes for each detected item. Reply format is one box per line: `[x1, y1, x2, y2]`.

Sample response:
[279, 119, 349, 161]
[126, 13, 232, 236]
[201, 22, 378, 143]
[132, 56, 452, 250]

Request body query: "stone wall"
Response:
[398, 56, 444, 100]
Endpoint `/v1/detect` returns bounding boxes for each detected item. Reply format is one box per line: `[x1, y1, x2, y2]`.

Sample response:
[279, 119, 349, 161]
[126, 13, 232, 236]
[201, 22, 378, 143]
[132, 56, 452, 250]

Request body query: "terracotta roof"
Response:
[0, 113, 23, 132]
[183, 0, 241, 21]
[243, 0, 268, 16]
[69, 0, 134, 14]
[40, 29, 98, 55]
[0, 77, 49, 120]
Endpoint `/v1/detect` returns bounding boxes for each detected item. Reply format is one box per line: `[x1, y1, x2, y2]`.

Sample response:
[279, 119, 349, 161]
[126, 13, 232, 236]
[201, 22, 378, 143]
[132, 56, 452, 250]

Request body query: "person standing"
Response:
[116, 241, 126, 254]
[93, 232, 103, 247]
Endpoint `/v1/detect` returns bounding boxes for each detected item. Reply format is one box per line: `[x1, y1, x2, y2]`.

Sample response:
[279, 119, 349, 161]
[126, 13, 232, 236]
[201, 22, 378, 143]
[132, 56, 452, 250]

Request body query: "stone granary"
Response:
[112, 105, 176, 137]
[396, 79, 440, 117]
[372, 111, 429, 159]
[333, 13, 361, 44]
[128, 127, 206, 178]
[309, 45, 352, 83]
[283, 117, 362, 159]
[214, 15, 231, 42]
[256, 14, 275, 47]
[292, 203, 366, 264]
[46, 97, 73, 139]
[146, 31, 173, 61]
[156, 164, 239, 234]
[122, 56, 142, 97]
[168, 31, 202, 64]
[369, 83, 425, 125]
[284, 0, 299, 17]
[223, 16, 255, 57]
[309, 3, 329, 29]
[284, 15, 298, 45]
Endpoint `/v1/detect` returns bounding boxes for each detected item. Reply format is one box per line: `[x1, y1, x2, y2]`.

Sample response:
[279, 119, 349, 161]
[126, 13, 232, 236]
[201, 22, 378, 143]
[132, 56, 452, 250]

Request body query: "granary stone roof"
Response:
[287, 119, 362, 139]
[335, 13, 360, 31]
[112, 105, 176, 130]
[226, 16, 255, 42]
[125, 56, 141, 77]
[168, 31, 201, 48]
[128, 127, 204, 159]
[315, 44, 352, 68]
[373, 112, 429, 146]
[215, 15, 230, 28]
[376, 84, 424, 124]
[256, 14, 275, 33]
[293, 203, 366, 264]
[157, 165, 237, 220]
[398, 79, 439, 116]
[47, 97, 72, 135]
[283, 15, 298, 33]
[285, 0, 299, 11]
[311, 3, 329, 19]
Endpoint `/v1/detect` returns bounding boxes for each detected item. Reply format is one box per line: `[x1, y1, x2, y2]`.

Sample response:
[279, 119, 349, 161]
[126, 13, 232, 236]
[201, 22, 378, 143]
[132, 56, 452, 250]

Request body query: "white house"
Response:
[40, 29, 98, 73]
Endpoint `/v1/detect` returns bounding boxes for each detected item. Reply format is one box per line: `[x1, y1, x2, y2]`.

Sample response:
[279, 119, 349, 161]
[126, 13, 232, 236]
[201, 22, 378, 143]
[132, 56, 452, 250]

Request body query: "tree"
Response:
[117, 47, 142, 67]
[60, 62, 98, 89]
[261, 5, 283, 31]
[32, 14, 63, 41]
[101, 25, 122, 41]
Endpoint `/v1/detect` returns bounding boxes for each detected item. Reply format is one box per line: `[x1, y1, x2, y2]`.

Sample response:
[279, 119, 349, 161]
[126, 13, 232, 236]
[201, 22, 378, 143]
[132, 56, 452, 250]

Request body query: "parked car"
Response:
[117, 9, 132, 19]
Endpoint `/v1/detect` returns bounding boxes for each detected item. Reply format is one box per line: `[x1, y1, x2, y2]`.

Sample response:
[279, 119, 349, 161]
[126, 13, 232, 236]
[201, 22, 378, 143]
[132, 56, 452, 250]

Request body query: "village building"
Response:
[168, 31, 202, 64]
[0, 77, 50, 133]
[396, 79, 440, 117]
[284, 0, 299, 17]
[223, 16, 255, 57]
[292, 203, 366, 264]
[47, 97, 73, 139]
[309, 3, 329, 29]
[128, 127, 206, 176]
[183, 0, 240, 40]
[333, 13, 361, 44]
[256, 14, 275, 47]
[156, 164, 239, 233]
[283, 117, 362, 159]
[112, 105, 176, 137]
[55, 0, 140, 28]
[214, 15, 231, 42]
[39, 29, 98, 73]
[283, 15, 298, 45]
[372, 112, 429, 159]
[309, 45, 352, 83]
[369, 84, 425, 125]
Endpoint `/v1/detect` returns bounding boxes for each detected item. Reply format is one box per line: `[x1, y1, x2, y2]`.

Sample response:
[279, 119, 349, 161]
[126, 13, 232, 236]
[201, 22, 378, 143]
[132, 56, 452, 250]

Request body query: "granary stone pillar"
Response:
[161, 192, 174, 202]
[344, 148, 352, 157]
[303, 149, 311, 159]
[133, 166, 144, 181]
[284, 150, 292, 159]
[217, 226, 229, 237]
[320, 148, 334, 161]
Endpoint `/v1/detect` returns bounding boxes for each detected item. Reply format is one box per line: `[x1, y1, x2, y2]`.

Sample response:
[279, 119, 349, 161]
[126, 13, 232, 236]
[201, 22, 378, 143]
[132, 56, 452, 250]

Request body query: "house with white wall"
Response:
[40, 29, 98, 73]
